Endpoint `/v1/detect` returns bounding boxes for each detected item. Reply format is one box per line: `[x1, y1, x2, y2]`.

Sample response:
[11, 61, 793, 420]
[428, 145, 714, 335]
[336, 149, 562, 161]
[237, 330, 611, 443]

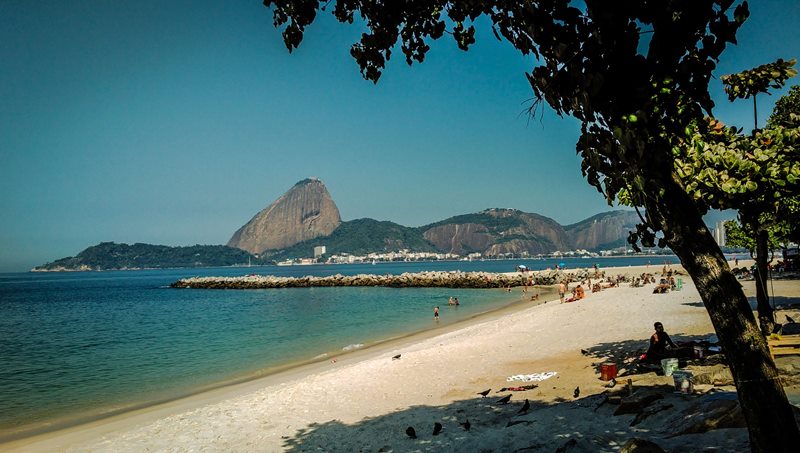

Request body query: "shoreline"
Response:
[7, 260, 786, 452]
[0, 285, 556, 446]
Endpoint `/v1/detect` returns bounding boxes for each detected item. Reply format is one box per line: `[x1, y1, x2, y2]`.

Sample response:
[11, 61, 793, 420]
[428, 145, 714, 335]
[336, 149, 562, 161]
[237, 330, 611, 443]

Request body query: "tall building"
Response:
[313, 245, 327, 258]
[713, 221, 727, 247]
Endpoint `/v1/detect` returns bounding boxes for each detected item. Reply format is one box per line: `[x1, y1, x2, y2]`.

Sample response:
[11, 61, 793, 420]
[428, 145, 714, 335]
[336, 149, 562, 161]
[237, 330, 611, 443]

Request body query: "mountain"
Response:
[33, 242, 257, 271]
[35, 177, 642, 270]
[420, 208, 572, 255]
[227, 177, 341, 254]
[564, 211, 641, 251]
[268, 208, 638, 260]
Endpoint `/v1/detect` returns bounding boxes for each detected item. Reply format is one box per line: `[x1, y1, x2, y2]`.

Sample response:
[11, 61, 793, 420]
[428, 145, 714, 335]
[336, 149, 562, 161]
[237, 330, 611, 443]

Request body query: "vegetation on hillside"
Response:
[35, 242, 258, 271]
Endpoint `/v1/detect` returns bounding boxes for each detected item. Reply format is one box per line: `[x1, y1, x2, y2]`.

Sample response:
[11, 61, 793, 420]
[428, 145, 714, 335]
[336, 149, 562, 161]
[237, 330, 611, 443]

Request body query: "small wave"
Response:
[342, 343, 364, 352]
[313, 353, 329, 359]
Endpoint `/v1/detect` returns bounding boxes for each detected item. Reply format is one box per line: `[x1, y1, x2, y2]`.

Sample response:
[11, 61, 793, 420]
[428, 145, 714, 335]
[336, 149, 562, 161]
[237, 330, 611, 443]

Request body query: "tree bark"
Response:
[754, 228, 775, 336]
[645, 177, 799, 452]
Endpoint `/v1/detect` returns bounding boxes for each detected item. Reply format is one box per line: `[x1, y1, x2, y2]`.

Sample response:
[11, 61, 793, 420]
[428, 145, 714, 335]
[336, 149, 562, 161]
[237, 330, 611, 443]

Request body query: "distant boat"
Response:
[372, 259, 377, 265]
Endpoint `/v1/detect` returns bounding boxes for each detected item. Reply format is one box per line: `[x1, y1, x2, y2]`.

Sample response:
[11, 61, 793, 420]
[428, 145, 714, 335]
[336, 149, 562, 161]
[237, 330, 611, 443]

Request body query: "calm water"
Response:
[0, 256, 676, 439]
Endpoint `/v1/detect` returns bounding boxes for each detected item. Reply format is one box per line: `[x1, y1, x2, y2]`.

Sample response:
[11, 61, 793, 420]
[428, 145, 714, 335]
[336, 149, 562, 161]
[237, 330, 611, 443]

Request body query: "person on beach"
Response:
[574, 284, 585, 300]
[646, 322, 677, 363]
[434, 306, 440, 320]
[559, 282, 566, 303]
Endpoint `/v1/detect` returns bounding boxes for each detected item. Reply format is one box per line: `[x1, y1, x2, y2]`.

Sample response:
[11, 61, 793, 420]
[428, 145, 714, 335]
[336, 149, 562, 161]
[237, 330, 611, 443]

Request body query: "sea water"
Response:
[0, 256, 676, 440]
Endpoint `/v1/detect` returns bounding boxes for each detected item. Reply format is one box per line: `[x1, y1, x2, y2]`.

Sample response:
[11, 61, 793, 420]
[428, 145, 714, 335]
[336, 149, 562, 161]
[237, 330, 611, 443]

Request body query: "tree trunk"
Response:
[645, 177, 799, 452]
[754, 228, 775, 336]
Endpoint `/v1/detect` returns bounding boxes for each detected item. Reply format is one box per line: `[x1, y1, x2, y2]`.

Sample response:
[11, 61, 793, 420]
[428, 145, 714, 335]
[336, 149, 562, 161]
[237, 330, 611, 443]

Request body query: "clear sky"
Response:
[1, 1, 798, 272]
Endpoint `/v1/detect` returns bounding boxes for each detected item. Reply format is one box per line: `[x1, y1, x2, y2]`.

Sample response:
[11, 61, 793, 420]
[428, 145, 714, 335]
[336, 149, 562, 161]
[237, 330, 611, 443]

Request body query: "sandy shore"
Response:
[5, 261, 799, 452]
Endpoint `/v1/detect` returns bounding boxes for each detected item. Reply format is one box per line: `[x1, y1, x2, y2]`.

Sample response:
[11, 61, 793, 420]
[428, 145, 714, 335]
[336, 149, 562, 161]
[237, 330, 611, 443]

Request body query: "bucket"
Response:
[672, 370, 694, 394]
[693, 346, 705, 359]
[600, 363, 617, 381]
[661, 358, 679, 376]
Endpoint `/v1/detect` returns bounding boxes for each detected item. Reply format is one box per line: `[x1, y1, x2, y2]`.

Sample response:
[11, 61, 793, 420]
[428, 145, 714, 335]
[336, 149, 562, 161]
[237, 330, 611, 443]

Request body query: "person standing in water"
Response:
[434, 306, 440, 320]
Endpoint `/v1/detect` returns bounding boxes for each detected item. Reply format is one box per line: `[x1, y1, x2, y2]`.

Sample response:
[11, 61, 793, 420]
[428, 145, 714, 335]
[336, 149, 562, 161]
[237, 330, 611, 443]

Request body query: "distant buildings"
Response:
[712, 221, 727, 247]
[313, 245, 327, 258]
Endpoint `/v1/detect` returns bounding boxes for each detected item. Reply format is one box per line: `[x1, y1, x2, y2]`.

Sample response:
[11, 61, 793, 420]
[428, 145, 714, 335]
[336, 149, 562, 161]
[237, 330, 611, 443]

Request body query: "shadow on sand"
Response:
[282, 335, 749, 453]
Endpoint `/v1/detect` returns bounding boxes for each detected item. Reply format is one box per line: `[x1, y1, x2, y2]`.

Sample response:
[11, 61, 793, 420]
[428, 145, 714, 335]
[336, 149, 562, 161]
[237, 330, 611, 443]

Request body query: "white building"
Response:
[713, 221, 727, 247]
[313, 245, 327, 258]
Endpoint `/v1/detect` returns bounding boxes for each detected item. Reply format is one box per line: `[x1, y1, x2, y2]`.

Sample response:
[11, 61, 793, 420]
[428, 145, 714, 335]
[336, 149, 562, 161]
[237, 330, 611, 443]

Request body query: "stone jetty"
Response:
[170, 269, 598, 290]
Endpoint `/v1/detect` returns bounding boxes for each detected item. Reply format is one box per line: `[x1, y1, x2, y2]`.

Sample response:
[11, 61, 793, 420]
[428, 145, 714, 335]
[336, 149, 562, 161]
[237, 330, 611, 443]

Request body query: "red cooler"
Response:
[600, 362, 617, 381]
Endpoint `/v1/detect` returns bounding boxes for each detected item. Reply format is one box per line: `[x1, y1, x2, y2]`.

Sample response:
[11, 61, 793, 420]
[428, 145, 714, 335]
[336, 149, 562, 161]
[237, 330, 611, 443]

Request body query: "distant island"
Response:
[34, 178, 652, 272]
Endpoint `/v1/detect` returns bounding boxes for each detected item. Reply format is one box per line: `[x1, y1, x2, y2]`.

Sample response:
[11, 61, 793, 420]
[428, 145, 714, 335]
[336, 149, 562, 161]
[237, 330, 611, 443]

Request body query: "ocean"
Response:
[0, 256, 678, 440]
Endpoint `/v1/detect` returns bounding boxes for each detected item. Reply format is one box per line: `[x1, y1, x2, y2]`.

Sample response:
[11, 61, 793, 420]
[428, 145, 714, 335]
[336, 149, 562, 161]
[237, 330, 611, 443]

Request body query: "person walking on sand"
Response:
[434, 306, 440, 320]
[558, 282, 566, 303]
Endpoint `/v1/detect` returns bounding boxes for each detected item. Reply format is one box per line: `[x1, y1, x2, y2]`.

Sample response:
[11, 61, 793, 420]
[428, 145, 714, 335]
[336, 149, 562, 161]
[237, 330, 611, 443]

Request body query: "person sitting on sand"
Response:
[645, 322, 677, 363]
[574, 284, 585, 300]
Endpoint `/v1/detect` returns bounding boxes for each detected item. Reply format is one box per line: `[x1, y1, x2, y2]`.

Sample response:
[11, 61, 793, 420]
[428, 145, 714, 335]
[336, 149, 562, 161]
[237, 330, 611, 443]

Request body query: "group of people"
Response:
[434, 296, 463, 320]
[558, 282, 585, 303]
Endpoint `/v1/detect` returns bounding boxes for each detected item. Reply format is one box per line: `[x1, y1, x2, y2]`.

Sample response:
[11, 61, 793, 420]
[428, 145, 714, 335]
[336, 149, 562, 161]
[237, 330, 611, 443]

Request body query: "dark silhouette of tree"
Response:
[262, 1, 799, 450]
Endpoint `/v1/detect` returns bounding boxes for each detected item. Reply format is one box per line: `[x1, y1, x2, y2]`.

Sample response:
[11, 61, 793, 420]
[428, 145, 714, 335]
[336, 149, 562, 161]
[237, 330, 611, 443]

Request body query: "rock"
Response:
[620, 438, 666, 453]
[614, 390, 664, 416]
[688, 365, 734, 386]
[630, 401, 673, 426]
[665, 392, 746, 435]
[227, 177, 342, 254]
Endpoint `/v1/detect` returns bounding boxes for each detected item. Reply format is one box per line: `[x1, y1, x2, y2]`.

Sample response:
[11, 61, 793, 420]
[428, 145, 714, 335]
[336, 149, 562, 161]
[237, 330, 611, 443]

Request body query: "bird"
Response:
[517, 399, 530, 414]
[405, 426, 417, 439]
[477, 388, 491, 397]
[573, 386, 580, 398]
[787, 315, 796, 323]
[496, 394, 512, 404]
[433, 422, 443, 436]
[459, 419, 471, 431]
[605, 378, 617, 389]
[392, 354, 401, 360]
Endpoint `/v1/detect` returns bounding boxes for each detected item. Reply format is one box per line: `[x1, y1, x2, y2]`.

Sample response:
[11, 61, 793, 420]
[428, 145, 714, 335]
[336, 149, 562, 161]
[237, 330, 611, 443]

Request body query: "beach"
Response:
[5, 261, 799, 452]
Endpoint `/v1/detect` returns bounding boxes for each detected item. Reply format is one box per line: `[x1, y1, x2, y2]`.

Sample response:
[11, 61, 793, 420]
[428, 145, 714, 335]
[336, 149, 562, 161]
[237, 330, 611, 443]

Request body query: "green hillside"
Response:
[34, 242, 258, 271]
[266, 218, 437, 260]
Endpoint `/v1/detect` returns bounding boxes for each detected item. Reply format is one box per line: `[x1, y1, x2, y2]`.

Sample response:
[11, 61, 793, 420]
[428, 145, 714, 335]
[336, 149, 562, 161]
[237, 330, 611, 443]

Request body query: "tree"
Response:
[263, 1, 799, 450]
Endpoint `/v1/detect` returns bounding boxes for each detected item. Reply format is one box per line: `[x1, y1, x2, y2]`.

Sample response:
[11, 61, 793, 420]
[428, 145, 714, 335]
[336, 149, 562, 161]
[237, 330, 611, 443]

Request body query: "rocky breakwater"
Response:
[170, 269, 595, 290]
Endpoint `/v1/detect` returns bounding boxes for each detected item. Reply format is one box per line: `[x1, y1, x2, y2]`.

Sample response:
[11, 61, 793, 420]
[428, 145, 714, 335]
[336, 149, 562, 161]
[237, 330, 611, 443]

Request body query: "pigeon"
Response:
[459, 419, 471, 431]
[433, 422, 443, 436]
[496, 394, 512, 404]
[605, 378, 617, 388]
[477, 389, 491, 397]
[392, 354, 402, 360]
[405, 426, 417, 439]
[787, 315, 796, 323]
[573, 386, 580, 398]
[517, 399, 530, 414]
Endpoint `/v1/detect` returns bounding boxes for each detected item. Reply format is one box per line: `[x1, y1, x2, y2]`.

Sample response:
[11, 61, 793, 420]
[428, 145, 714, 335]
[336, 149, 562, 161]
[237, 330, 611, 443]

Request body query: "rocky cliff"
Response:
[565, 211, 640, 250]
[422, 209, 573, 255]
[227, 178, 341, 254]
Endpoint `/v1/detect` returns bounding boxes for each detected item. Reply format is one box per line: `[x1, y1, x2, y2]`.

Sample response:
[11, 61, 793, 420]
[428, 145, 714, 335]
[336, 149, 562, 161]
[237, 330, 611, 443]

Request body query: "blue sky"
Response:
[1, 1, 798, 272]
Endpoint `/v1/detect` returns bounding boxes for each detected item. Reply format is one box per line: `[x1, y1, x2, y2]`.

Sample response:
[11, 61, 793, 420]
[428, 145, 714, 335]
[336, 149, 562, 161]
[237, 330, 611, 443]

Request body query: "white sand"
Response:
[5, 261, 798, 452]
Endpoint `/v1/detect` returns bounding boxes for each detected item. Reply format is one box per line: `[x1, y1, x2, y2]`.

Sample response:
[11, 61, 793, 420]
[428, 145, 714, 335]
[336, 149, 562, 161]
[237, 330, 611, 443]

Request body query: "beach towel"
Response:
[506, 371, 557, 382]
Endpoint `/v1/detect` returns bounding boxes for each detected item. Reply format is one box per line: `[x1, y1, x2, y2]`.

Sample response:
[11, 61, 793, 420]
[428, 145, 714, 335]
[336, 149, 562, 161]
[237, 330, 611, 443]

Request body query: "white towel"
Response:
[507, 371, 558, 382]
